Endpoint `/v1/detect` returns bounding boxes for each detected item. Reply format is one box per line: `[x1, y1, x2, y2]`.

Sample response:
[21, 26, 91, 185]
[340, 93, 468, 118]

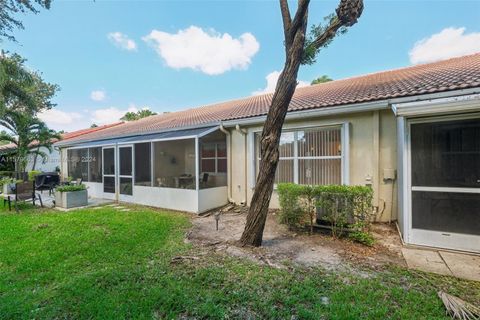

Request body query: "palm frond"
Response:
[438, 291, 480, 320]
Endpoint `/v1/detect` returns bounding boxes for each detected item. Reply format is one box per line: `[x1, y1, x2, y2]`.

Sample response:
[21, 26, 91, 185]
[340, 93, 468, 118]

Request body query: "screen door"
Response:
[409, 116, 480, 252]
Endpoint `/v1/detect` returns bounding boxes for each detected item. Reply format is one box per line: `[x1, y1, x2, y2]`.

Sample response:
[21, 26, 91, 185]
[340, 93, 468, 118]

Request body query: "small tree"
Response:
[240, 0, 363, 247]
[0, 110, 60, 172]
[0, 0, 51, 42]
[0, 53, 58, 116]
[120, 109, 157, 121]
[311, 75, 333, 84]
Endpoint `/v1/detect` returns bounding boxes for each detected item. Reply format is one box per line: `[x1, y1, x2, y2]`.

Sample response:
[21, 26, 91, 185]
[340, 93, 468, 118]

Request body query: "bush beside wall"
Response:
[277, 183, 375, 245]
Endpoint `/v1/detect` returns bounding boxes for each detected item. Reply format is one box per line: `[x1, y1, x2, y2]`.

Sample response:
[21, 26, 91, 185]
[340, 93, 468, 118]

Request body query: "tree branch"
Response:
[305, 16, 342, 54]
[279, 0, 292, 46]
[290, 0, 310, 36]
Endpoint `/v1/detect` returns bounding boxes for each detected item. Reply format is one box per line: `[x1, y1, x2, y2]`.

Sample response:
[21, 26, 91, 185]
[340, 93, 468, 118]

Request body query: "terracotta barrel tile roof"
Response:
[61, 53, 480, 145]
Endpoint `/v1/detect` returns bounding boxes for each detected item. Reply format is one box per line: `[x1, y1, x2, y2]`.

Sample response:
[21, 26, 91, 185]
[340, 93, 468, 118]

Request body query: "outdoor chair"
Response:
[3, 181, 43, 212]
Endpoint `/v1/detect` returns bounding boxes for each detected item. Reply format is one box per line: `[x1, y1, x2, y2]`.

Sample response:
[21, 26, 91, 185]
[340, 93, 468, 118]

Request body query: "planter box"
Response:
[55, 190, 88, 209]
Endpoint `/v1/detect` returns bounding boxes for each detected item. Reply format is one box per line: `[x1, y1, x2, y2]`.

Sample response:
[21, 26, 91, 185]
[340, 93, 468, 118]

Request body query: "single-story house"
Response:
[0, 122, 123, 173]
[55, 53, 480, 253]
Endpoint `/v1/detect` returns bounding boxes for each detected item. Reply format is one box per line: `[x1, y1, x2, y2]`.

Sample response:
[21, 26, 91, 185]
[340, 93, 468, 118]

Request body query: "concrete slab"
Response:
[439, 251, 480, 282]
[401, 248, 453, 276]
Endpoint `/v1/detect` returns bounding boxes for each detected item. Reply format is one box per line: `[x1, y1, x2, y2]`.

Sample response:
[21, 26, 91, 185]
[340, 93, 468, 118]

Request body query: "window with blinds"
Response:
[201, 142, 227, 174]
[255, 126, 343, 185]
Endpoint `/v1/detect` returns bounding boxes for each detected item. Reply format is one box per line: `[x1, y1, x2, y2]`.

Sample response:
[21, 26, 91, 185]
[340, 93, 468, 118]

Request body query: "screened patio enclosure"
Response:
[66, 127, 228, 213]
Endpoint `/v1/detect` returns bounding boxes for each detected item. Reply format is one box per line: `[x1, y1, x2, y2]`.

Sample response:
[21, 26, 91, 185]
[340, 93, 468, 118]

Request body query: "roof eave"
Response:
[54, 122, 222, 148]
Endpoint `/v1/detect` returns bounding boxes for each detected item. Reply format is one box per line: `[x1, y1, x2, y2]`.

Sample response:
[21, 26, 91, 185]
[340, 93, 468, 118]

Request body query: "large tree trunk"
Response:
[240, 1, 309, 247]
[240, 0, 363, 247]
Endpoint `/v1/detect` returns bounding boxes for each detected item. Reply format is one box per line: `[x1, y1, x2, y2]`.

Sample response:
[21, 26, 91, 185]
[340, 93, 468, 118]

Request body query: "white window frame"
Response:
[252, 123, 349, 186]
[66, 146, 105, 183]
[200, 142, 227, 174]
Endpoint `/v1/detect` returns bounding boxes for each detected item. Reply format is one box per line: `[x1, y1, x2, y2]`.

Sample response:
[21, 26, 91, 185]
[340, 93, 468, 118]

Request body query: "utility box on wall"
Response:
[383, 168, 396, 181]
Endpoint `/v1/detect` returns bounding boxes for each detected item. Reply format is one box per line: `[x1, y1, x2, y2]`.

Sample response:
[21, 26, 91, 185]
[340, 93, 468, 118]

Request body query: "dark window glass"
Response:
[119, 147, 132, 176]
[217, 158, 227, 173]
[103, 148, 115, 175]
[88, 147, 102, 183]
[134, 143, 151, 186]
[412, 191, 480, 236]
[201, 159, 215, 173]
[104, 176, 115, 193]
[411, 118, 480, 188]
[120, 177, 133, 195]
[201, 144, 215, 157]
[217, 143, 227, 157]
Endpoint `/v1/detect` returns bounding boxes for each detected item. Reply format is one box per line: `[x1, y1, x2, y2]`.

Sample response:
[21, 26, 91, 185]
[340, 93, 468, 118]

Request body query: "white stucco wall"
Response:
[132, 185, 199, 212]
[198, 186, 228, 213]
[25, 147, 61, 173]
[84, 182, 103, 198]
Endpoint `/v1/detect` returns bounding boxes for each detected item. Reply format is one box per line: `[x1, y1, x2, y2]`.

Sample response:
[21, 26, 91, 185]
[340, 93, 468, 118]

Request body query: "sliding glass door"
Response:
[409, 116, 480, 252]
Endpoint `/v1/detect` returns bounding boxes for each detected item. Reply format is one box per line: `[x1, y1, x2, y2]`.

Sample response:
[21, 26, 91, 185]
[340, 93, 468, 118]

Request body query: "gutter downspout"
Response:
[235, 125, 248, 205]
[372, 111, 380, 218]
[219, 124, 235, 203]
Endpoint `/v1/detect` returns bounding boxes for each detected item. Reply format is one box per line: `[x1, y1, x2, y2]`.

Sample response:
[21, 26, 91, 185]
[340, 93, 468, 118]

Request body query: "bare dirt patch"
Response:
[187, 205, 406, 271]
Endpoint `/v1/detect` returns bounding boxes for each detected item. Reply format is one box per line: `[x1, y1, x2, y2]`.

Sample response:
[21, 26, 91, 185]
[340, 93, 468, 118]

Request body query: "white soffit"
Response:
[392, 93, 480, 117]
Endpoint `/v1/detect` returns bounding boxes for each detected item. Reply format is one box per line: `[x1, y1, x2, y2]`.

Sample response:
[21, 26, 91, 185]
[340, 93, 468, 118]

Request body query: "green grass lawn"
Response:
[0, 204, 478, 319]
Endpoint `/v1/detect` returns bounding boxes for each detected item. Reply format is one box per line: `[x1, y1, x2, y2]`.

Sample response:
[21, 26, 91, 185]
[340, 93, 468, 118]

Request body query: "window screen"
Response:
[135, 143, 152, 186]
[88, 147, 102, 183]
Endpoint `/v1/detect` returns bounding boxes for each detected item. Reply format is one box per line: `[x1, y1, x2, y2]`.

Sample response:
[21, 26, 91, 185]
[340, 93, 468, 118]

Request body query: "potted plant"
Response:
[55, 184, 88, 209]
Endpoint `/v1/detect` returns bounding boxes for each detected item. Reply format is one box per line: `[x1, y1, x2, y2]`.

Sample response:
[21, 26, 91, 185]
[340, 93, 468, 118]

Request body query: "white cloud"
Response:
[39, 109, 87, 131]
[252, 71, 310, 95]
[91, 106, 138, 125]
[90, 90, 106, 102]
[107, 32, 137, 51]
[409, 27, 480, 64]
[39, 109, 82, 126]
[39, 105, 148, 132]
[143, 26, 260, 75]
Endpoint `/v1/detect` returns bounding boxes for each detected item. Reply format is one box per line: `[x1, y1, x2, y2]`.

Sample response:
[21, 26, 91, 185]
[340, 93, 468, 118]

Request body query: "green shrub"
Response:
[0, 171, 15, 178]
[277, 183, 305, 229]
[56, 184, 86, 192]
[349, 230, 375, 246]
[0, 177, 23, 187]
[28, 170, 41, 181]
[276, 183, 375, 244]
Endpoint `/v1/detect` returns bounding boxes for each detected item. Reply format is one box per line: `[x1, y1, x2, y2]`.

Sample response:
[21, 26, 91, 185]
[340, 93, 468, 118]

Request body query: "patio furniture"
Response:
[35, 172, 60, 196]
[3, 181, 43, 212]
[177, 174, 194, 189]
[200, 173, 209, 188]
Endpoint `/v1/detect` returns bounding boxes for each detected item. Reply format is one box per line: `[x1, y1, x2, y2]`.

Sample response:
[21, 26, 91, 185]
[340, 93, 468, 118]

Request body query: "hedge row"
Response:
[276, 183, 375, 245]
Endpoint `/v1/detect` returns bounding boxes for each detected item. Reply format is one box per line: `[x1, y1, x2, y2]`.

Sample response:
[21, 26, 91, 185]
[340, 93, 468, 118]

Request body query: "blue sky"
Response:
[2, 0, 480, 131]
